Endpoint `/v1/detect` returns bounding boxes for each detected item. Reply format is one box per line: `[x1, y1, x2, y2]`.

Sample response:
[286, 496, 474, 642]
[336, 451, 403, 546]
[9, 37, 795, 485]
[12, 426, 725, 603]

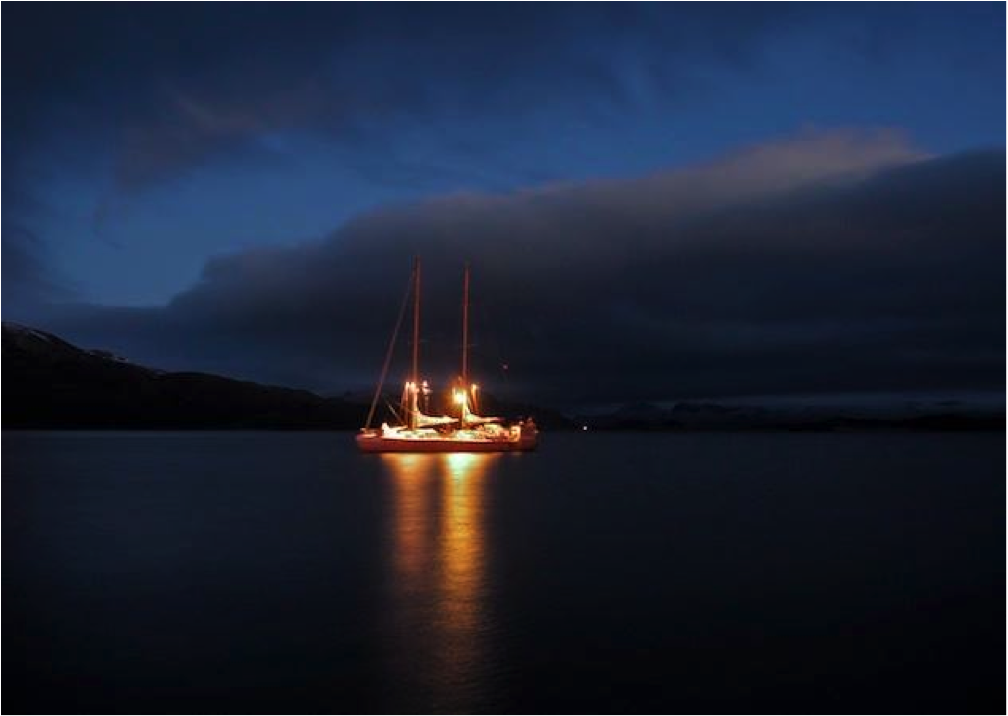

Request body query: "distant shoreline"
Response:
[3, 423, 1003, 434]
[5, 322, 1002, 434]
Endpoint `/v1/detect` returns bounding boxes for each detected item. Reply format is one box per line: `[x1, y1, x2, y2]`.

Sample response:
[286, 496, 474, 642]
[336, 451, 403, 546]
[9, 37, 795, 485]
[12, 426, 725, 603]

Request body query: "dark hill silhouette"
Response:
[577, 400, 1004, 432]
[3, 323, 364, 429]
[4, 322, 999, 431]
[2, 322, 571, 430]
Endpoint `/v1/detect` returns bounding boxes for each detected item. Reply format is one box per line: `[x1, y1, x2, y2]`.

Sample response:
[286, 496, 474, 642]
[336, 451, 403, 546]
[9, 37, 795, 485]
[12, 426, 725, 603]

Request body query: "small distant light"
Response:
[582, 425, 588, 431]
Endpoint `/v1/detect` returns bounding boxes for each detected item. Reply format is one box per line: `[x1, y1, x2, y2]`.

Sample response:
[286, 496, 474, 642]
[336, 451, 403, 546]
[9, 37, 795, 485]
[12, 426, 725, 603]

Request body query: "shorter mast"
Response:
[412, 257, 421, 386]
[461, 262, 470, 386]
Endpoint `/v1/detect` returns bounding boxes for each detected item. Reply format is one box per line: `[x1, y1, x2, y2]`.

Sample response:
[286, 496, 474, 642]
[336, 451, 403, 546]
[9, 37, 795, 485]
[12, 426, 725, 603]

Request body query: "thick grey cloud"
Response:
[33, 132, 1005, 407]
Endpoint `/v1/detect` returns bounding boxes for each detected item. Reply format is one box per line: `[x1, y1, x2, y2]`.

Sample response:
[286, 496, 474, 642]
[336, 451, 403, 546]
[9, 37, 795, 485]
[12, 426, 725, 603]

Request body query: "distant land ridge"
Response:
[2, 323, 1002, 431]
[1, 322, 570, 430]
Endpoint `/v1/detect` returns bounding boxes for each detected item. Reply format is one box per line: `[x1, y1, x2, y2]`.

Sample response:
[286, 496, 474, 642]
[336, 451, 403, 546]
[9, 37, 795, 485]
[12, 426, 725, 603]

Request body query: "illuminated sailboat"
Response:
[355, 259, 538, 453]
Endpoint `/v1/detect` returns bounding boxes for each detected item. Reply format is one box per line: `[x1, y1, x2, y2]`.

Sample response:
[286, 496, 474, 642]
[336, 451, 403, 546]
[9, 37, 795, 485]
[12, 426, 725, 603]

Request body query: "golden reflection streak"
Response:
[381, 454, 437, 588]
[436, 453, 498, 692]
[380, 451, 499, 705]
[440, 453, 492, 617]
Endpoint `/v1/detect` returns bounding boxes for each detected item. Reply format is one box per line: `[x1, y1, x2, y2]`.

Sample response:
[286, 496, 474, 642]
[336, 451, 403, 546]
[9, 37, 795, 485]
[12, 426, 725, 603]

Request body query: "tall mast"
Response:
[412, 257, 421, 386]
[461, 262, 470, 385]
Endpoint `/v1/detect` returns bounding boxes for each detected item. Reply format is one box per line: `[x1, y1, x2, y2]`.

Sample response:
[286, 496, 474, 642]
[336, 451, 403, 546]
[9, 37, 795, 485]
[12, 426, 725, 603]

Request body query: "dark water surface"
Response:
[4, 431, 1004, 713]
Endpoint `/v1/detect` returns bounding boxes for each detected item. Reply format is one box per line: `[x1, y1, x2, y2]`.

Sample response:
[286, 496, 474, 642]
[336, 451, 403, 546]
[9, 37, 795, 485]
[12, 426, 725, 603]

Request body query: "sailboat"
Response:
[355, 259, 539, 453]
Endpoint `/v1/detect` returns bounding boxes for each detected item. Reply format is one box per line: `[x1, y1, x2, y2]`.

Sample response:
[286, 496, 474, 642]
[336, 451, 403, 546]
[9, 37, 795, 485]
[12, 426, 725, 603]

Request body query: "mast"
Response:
[410, 257, 421, 429]
[412, 257, 421, 386]
[461, 262, 470, 386]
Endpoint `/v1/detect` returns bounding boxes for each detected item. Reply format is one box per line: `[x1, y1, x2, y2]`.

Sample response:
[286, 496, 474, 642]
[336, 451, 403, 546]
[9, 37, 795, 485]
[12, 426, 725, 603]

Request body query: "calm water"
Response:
[4, 431, 1004, 713]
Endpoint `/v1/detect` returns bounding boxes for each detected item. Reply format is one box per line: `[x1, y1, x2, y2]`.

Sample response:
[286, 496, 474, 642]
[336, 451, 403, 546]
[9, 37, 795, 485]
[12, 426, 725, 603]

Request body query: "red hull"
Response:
[356, 431, 538, 453]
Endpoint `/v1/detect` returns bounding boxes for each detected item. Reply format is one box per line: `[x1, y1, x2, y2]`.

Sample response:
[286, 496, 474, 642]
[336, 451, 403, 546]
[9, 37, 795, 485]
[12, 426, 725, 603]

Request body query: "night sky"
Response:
[3, 3, 1004, 408]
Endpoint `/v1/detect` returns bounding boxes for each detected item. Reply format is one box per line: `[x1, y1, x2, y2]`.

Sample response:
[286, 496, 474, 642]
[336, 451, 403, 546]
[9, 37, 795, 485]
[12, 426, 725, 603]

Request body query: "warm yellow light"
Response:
[471, 384, 479, 392]
[453, 391, 466, 405]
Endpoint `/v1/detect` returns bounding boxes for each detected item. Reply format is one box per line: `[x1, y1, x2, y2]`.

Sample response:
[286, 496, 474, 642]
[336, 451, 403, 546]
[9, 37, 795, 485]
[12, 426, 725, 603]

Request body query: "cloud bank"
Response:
[29, 131, 1006, 407]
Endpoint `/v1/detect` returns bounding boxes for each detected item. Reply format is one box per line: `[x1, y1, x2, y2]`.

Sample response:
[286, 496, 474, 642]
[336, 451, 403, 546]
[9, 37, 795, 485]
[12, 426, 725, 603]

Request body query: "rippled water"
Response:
[4, 431, 1003, 712]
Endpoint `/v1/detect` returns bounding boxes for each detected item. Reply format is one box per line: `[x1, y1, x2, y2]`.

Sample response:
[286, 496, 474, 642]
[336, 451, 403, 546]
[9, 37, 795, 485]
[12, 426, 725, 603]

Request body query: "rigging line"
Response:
[364, 266, 415, 430]
[384, 398, 404, 425]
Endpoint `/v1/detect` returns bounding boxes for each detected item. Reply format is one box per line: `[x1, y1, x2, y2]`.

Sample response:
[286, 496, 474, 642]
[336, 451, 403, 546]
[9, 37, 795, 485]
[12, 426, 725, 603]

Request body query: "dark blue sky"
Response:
[3, 3, 1005, 406]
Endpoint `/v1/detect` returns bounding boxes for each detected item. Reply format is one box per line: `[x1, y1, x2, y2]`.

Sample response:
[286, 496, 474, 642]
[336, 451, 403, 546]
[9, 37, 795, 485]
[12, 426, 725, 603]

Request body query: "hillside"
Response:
[2, 323, 572, 430]
[4, 322, 999, 432]
[3, 323, 367, 429]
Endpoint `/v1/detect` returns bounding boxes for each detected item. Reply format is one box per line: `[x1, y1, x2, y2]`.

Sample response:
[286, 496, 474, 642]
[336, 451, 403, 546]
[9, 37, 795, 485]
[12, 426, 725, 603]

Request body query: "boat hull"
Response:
[356, 431, 538, 453]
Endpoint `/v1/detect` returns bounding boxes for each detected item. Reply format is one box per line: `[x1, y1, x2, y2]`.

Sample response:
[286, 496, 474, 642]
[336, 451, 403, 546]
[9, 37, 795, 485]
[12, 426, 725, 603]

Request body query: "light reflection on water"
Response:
[4, 432, 1003, 712]
[378, 452, 500, 710]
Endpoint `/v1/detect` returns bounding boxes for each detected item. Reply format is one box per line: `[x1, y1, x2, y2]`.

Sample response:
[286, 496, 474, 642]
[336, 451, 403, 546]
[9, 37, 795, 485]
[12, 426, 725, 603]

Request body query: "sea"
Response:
[3, 430, 1004, 713]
